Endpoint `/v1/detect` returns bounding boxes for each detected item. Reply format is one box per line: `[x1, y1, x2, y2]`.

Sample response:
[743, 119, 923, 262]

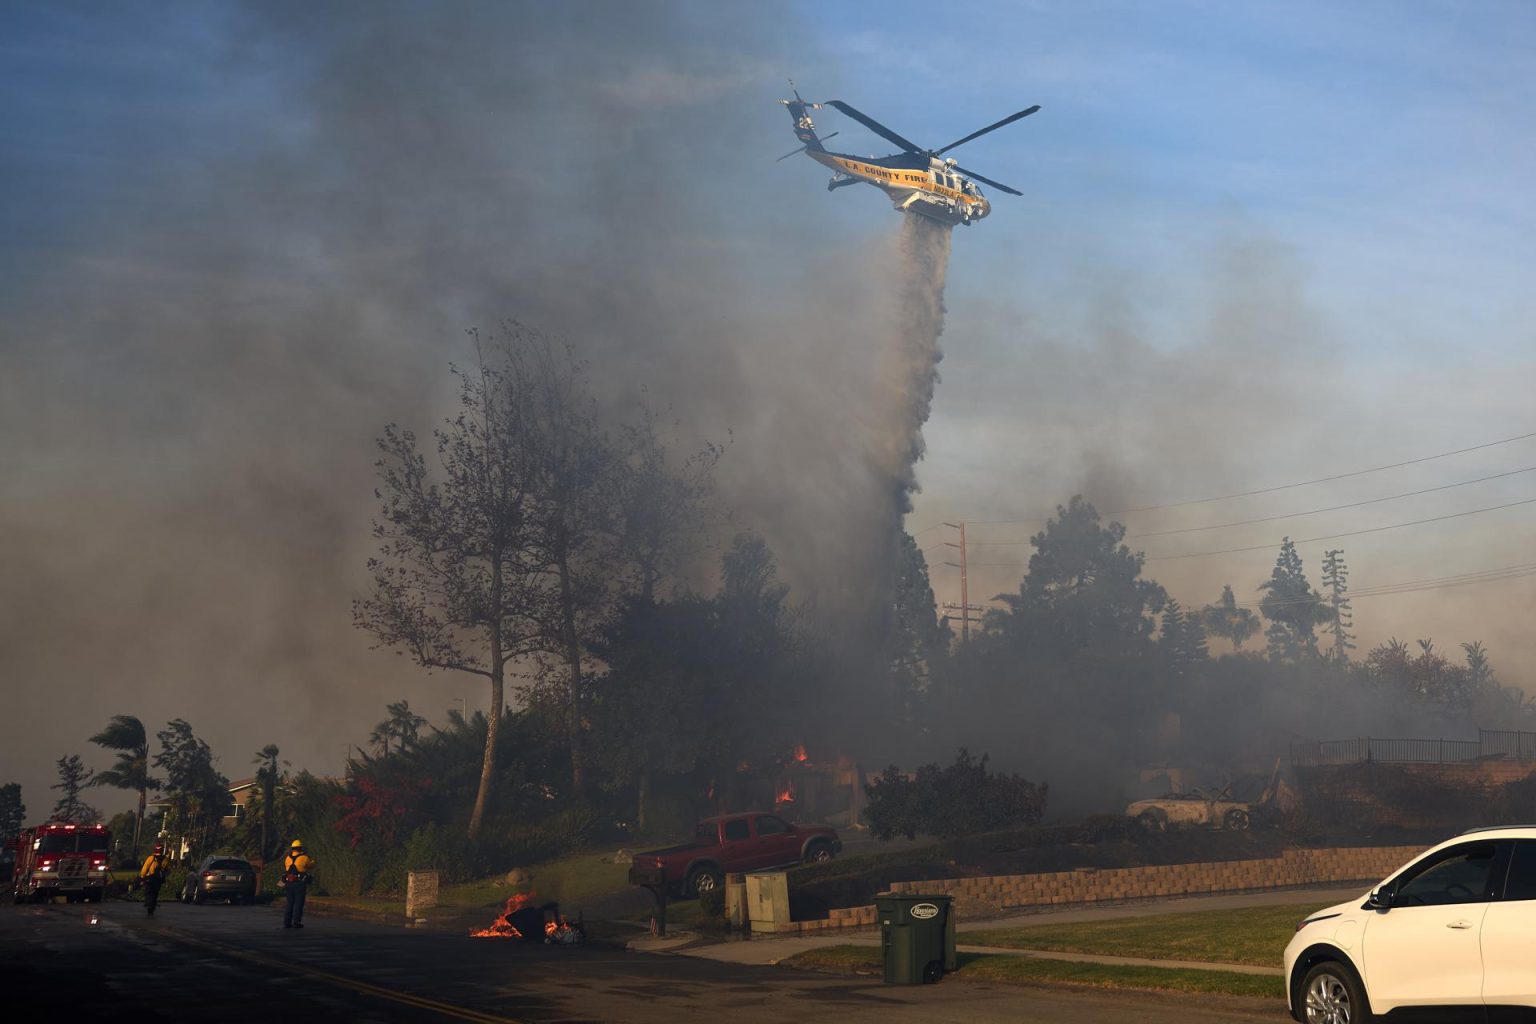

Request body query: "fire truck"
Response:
[10, 822, 111, 904]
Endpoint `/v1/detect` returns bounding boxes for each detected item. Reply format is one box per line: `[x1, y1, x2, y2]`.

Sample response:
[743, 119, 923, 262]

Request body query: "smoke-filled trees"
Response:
[887, 531, 950, 718]
[1259, 538, 1330, 660]
[51, 755, 99, 823]
[588, 532, 808, 828]
[0, 783, 23, 842]
[995, 496, 1166, 654]
[612, 403, 721, 605]
[1198, 585, 1260, 652]
[355, 341, 546, 839]
[516, 331, 619, 795]
[358, 326, 724, 829]
[1159, 599, 1208, 677]
[88, 714, 159, 858]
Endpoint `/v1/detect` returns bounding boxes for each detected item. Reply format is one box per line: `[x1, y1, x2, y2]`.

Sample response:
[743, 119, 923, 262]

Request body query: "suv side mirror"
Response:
[1367, 886, 1394, 911]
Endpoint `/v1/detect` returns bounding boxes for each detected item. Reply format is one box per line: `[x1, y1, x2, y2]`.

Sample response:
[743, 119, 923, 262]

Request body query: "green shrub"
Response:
[864, 749, 1047, 840]
[161, 865, 190, 902]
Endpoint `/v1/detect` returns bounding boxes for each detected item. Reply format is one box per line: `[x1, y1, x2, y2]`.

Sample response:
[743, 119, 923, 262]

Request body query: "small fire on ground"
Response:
[469, 891, 584, 944]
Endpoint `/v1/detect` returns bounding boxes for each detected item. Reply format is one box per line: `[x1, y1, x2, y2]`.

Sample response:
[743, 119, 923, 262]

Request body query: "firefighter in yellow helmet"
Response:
[280, 839, 316, 929]
[138, 843, 168, 917]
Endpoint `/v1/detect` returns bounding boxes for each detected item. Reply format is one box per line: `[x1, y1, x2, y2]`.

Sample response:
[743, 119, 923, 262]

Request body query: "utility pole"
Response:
[943, 521, 982, 644]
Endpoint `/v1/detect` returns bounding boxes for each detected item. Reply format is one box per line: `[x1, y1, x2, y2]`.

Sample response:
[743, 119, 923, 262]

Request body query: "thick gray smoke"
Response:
[0, 1, 961, 806]
[880, 216, 953, 513]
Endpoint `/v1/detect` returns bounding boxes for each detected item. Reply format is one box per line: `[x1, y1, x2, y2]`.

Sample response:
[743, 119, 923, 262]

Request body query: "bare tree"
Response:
[354, 338, 544, 839]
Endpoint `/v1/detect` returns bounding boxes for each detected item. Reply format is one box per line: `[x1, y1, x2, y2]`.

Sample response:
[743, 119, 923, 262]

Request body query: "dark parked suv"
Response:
[181, 856, 257, 905]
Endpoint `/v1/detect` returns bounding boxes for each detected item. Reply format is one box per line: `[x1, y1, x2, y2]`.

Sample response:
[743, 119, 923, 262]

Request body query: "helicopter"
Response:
[779, 83, 1039, 227]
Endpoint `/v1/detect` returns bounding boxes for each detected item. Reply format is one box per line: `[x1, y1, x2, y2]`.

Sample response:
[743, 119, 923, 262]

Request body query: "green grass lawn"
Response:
[784, 945, 1284, 1000]
[963, 902, 1320, 967]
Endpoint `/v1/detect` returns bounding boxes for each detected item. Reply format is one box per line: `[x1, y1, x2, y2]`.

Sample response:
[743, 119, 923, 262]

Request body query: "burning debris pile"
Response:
[469, 892, 585, 944]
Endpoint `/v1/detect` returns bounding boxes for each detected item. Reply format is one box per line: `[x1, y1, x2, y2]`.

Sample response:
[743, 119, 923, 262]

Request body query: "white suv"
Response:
[1285, 826, 1536, 1022]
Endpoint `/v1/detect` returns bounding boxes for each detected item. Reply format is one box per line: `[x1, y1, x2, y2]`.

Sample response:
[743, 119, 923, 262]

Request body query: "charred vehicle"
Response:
[1127, 770, 1285, 832]
[629, 812, 841, 896]
[1127, 789, 1256, 831]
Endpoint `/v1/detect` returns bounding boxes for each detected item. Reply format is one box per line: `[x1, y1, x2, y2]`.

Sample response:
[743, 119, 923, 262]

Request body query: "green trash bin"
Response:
[875, 893, 956, 984]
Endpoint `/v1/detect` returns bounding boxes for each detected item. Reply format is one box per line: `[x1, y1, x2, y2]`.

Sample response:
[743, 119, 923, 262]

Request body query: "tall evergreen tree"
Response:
[1320, 548, 1355, 661]
[51, 755, 100, 823]
[1258, 538, 1330, 660]
[1197, 584, 1259, 651]
[1159, 599, 1208, 677]
[89, 715, 160, 859]
[998, 496, 1167, 654]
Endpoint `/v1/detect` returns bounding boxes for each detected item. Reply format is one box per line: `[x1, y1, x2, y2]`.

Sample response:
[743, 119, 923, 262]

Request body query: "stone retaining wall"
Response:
[886, 845, 1423, 917]
[756, 844, 1427, 935]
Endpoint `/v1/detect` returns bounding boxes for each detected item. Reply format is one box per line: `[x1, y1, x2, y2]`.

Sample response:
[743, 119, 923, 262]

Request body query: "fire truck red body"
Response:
[11, 822, 111, 904]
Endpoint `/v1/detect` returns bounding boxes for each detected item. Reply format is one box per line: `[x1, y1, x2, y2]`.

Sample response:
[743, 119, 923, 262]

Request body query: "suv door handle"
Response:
[1447, 920, 1474, 929]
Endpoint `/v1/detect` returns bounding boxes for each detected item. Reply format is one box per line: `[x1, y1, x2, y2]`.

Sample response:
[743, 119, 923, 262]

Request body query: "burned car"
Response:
[1127, 767, 1288, 832]
[1127, 789, 1255, 831]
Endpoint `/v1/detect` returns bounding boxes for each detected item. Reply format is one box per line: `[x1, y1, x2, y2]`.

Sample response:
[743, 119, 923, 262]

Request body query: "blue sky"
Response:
[803, 0, 1535, 359]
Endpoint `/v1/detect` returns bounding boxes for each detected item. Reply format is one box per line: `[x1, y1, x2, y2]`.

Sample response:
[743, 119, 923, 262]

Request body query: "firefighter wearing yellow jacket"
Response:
[139, 843, 168, 917]
[281, 839, 316, 929]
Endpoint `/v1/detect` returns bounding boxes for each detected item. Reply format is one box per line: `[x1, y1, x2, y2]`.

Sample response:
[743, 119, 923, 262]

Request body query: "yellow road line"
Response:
[180, 930, 527, 1024]
[48, 906, 523, 1024]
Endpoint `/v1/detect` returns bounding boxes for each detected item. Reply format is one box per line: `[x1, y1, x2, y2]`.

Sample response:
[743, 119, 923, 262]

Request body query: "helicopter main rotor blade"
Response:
[825, 100, 923, 154]
[954, 165, 1022, 196]
[935, 105, 1040, 156]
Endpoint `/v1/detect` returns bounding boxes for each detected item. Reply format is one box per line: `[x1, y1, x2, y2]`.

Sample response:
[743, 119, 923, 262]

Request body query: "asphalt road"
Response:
[0, 900, 1289, 1023]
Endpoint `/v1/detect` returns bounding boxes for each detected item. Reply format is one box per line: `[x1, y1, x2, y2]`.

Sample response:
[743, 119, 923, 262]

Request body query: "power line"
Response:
[958, 495, 1536, 566]
[1217, 561, 1536, 611]
[1145, 496, 1536, 561]
[959, 427, 1536, 526]
[964, 465, 1536, 545]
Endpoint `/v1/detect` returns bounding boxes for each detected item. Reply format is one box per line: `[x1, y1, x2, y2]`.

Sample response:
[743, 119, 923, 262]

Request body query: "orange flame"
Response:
[776, 782, 796, 804]
[469, 891, 534, 938]
[793, 744, 808, 763]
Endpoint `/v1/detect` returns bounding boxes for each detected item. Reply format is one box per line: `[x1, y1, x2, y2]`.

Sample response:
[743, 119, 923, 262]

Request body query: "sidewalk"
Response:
[630, 883, 1364, 975]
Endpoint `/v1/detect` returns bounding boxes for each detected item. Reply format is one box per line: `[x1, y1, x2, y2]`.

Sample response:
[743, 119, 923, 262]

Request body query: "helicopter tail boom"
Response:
[780, 86, 826, 154]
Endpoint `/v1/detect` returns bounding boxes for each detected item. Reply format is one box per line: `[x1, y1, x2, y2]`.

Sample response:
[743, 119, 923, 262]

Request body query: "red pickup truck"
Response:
[629, 812, 841, 896]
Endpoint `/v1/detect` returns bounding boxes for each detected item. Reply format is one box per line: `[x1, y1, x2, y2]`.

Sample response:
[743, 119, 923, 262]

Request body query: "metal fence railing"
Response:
[1478, 729, 1536, 760]
[1292, 737, 1485, 766]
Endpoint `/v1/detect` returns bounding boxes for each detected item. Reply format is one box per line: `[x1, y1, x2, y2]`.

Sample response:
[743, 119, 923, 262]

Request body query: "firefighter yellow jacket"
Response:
[139, 853, 167, 880]
[283, 852, 316, 876]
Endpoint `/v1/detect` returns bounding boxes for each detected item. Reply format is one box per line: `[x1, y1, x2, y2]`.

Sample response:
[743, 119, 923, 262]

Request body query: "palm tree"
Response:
[368, 722, 393, 758]
[385, 700, 426, 750]
[89, 715, 160, 859]
[370, 700, 427, 758]
[251, 744, 286, 862]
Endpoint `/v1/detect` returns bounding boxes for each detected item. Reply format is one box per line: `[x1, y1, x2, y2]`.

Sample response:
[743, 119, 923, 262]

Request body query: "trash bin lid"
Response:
[875, 893, 952, 922]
